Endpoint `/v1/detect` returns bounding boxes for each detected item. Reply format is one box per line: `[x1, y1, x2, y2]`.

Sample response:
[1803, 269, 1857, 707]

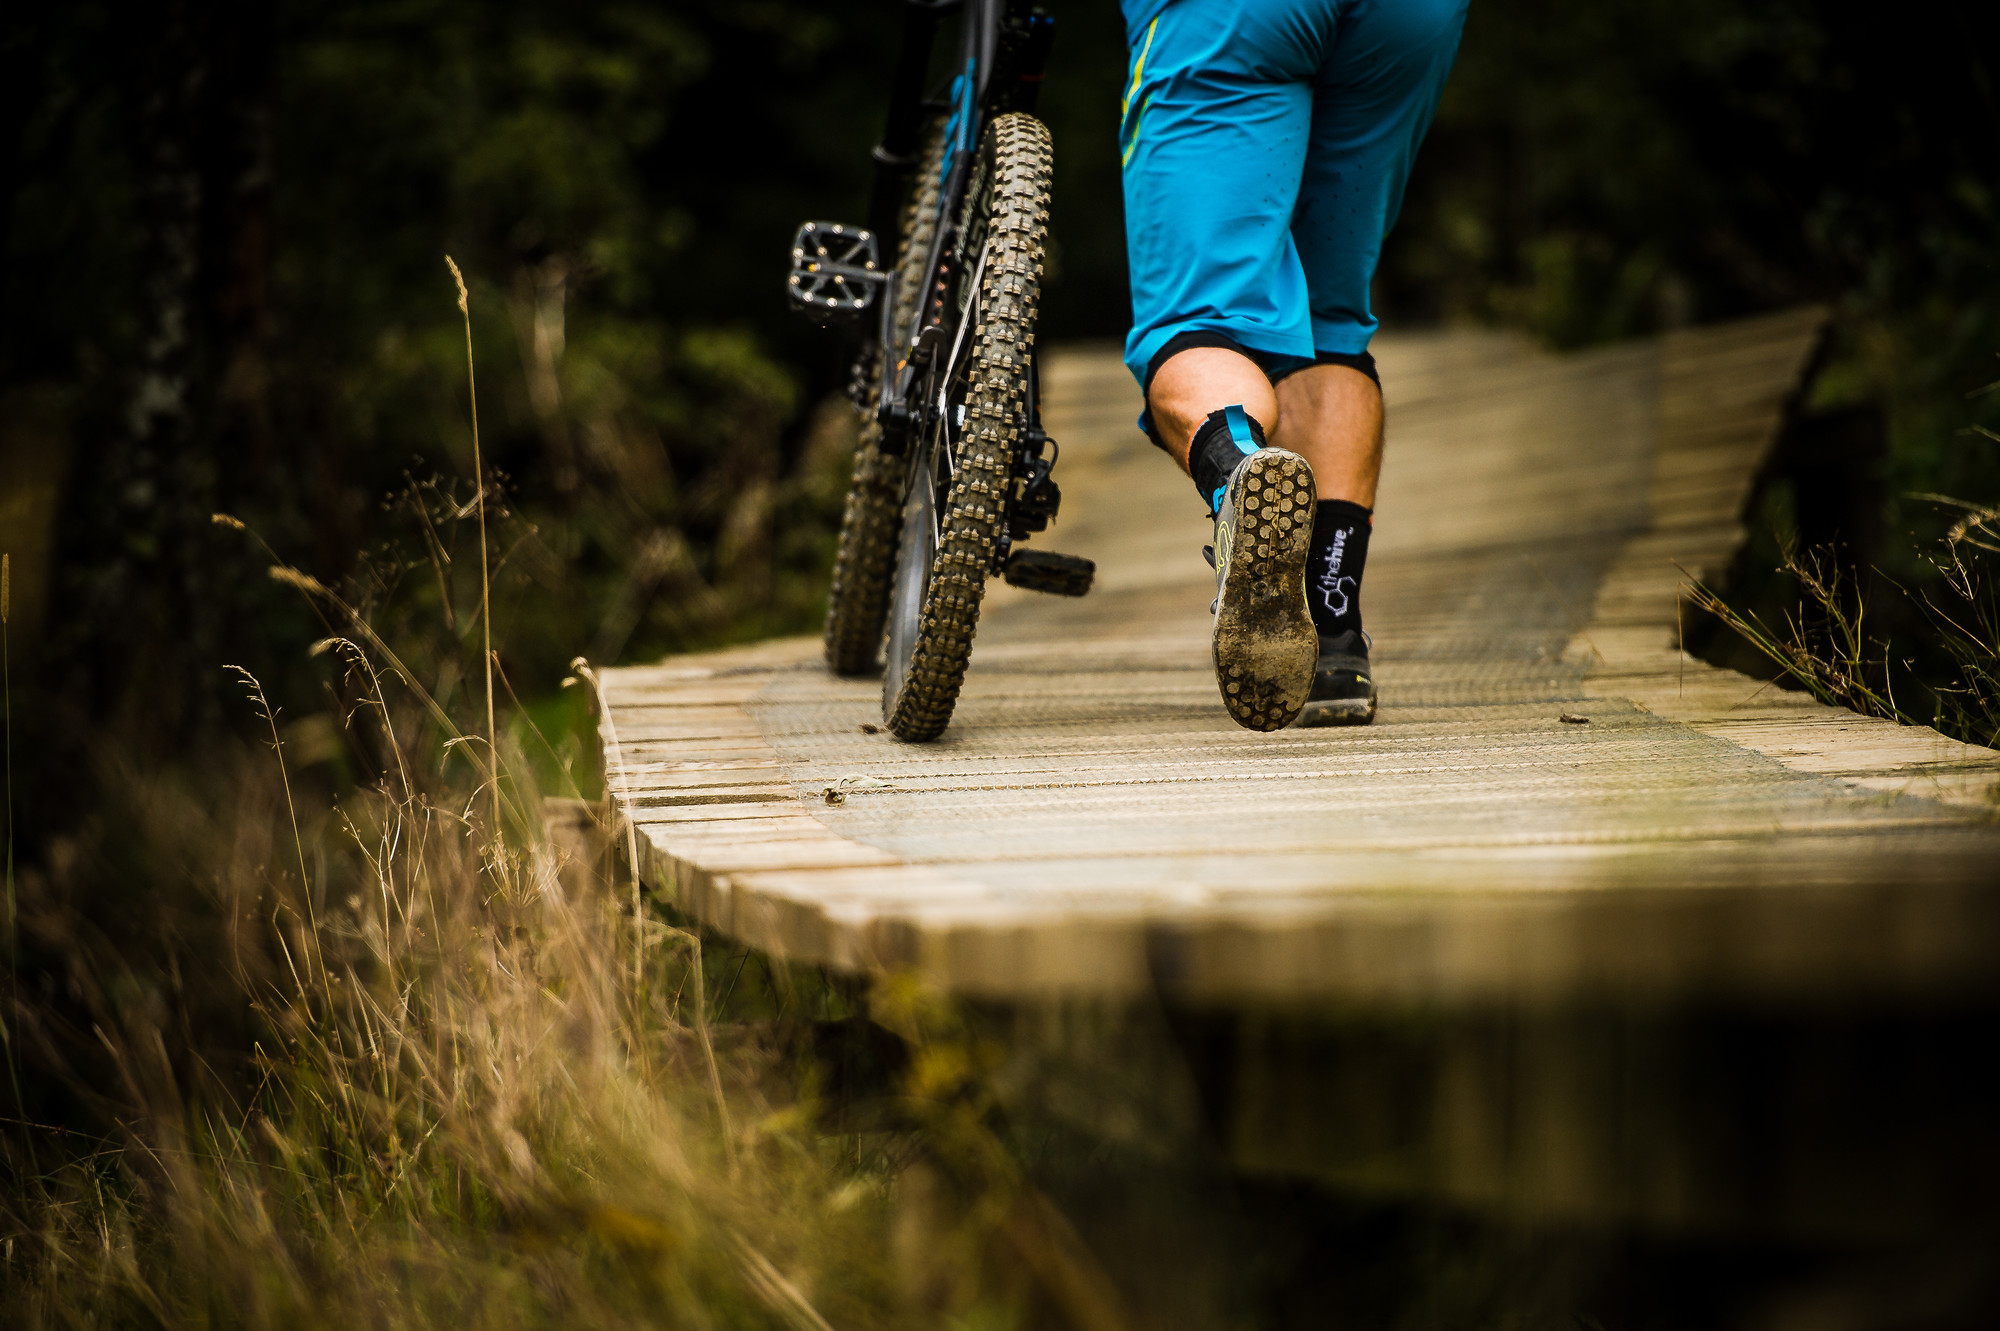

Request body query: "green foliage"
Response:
[263, 0, 852, 690]
[1391, 0, 2000, 503]
[1390, 0, 2000, 346]
[1380, 0, 2000, 724]
[3, 1, 916, 762]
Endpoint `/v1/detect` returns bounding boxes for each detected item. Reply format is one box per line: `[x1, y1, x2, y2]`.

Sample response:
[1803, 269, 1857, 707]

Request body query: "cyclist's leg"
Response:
[1277, 0, 1467, 507]
[1121, 0, 1348, 730]
[1277, 0, 1466, 726]
[1148, 348, 1277, 474]
[1119, 0, 1325, 463]
[1273, 363, 1383, 506]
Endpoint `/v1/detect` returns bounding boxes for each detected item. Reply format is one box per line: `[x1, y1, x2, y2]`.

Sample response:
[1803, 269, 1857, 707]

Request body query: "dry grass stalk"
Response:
[1911, 497, 2000, 748]
[1684, 545, 1911, 725]
[3, 548, 12, 967]
[446, 255, 501, 847]
[3, 478, 1130, 1325]
[224, 666, 319, 987]
[1686, 511, 2000, 748]
[0, 620, 1143, 1331]
[0, 312, 1141, 1330]
[2, 635, 877, 1326]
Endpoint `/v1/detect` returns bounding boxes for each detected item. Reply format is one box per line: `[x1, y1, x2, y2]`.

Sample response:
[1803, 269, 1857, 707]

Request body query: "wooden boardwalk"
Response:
[598, 308, 2000, 1008]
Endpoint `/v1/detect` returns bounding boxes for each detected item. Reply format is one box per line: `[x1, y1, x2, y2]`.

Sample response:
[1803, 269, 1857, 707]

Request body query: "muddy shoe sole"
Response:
[1212, 449, 1319, 731]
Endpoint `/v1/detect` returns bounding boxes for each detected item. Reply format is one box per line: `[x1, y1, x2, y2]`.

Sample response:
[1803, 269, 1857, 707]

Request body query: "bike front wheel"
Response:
[882, 112, 1051, 741]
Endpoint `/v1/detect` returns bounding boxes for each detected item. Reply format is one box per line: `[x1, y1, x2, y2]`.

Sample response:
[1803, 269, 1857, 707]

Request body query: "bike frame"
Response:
[867, 0, 1053, 487]
[799, 0, 1080, 729]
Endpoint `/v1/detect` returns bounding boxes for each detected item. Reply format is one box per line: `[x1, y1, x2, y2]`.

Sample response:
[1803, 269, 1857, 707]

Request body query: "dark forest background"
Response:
[5, 0, 1999, 775]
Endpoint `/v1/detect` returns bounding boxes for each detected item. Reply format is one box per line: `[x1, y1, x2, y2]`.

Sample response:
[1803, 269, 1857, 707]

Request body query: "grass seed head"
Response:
[268, 566, 331, 598]
[445, 255, 469, 315]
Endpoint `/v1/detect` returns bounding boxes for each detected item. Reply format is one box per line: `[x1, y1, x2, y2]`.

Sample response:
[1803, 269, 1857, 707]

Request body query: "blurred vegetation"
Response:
[1383, 0, 2000, 730]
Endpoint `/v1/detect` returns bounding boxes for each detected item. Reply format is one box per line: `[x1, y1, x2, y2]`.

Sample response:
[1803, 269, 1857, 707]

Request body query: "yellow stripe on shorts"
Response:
[1120, 18, 1160, 166]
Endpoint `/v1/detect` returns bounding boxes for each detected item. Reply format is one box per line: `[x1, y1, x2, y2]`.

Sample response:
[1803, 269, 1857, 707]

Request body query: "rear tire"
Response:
[823, 120, 950, 677]
[823, 420, 902, 677]
[883, 113, 1051, 741]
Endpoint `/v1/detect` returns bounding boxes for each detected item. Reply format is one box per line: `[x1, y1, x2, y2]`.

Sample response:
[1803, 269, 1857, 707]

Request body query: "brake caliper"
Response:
[1010, 425, 1062, 538]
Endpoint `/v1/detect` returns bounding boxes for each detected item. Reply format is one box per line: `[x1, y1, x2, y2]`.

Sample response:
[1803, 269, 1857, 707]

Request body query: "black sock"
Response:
[1307, 499, 1371, 639]
[1188, 406, 1266, 515]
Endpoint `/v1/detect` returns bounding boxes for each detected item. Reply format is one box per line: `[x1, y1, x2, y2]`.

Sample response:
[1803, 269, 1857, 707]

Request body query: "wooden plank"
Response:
[600, 310, 2000, 1006]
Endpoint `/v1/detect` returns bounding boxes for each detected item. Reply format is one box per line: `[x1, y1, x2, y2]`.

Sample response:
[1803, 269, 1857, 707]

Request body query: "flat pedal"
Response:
[1003, 548, 1094, 597]
[787, 221, 886, 321]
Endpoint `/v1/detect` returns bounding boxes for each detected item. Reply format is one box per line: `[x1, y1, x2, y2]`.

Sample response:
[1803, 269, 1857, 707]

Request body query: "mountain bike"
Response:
[787, 0, 1093, 742]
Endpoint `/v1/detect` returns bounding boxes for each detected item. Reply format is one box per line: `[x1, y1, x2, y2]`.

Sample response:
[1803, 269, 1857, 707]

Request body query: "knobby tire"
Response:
[822, 121, 950, 677]
[884, 113, 1051, 742]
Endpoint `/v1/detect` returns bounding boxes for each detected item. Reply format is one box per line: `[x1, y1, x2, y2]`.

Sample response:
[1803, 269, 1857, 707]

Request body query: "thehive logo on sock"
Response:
[1317, 529, 1355, 617]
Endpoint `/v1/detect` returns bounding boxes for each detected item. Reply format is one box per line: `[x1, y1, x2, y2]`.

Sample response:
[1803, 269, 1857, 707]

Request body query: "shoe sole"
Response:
[1294, 694, 1378, 727]
[1212, 450, 1318, 732]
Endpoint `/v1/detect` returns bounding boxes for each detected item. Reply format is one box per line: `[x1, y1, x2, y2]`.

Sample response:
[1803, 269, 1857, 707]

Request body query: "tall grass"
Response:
[0, 259, 900, 1322]
[0, 597, 1126, 1327]
[1685, 543, 1911, 725]
[444, 256, 501, 842]
[4, 550, 12, 963]
[1, 675, 892, 1326]
[1910, 495, 2000, 749]
[0, 269, 1125, 1329]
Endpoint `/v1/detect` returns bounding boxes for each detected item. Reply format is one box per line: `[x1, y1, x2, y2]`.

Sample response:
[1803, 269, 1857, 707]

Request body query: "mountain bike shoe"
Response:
[1210, 448, 1319, 732]
[1293, 629, 1377, 727]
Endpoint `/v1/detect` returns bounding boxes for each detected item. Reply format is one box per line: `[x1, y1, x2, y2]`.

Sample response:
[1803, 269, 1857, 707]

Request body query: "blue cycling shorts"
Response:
[1119, 0, 1468, 392]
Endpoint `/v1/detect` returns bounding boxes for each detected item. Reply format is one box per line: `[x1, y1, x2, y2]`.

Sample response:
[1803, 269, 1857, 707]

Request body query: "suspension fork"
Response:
[874, 0, 1040, 452]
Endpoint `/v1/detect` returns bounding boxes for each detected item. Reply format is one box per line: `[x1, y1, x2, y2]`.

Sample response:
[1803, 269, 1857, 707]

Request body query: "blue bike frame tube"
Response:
[941, 0, 996, 173]
[900, 0, 1006, 374]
